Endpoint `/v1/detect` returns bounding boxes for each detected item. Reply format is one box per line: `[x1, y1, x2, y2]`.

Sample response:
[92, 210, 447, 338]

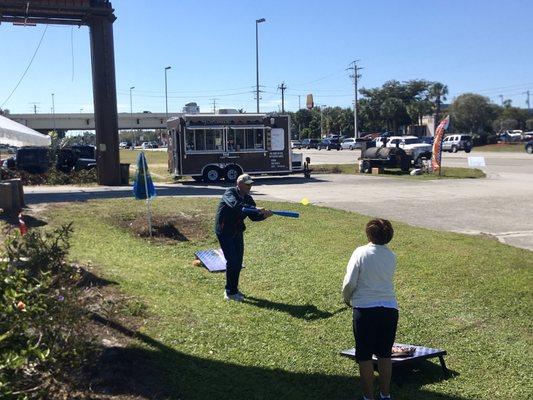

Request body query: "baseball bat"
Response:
[242, 207, 300, 218]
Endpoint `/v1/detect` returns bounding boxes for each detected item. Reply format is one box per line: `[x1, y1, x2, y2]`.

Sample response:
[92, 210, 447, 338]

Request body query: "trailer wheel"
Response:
[361, 160, 371, 173]
[400, 157, 411, 172]
[224, 165, 242, 182]
[203, 166, 222, 183]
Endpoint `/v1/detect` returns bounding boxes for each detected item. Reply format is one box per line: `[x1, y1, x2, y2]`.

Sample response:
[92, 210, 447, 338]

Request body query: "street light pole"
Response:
[51, 93, 56, 134]
[130, 86, 135, 147]
[164, 66, 171, 145]
[165, 66, 171, 119]
[255, 18, 265, 113]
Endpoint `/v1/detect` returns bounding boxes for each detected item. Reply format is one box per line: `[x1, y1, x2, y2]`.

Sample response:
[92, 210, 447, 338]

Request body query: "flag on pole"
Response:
[133, 152, 156, 236]
[431, 115, 450, 172]
[133, 152, 156, 200]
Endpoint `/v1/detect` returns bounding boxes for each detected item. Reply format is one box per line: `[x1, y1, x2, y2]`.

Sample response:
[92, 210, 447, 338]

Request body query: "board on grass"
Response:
[194, 249, 246, 273]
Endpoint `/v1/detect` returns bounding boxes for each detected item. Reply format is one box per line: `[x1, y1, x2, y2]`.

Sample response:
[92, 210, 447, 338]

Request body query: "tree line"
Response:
[287, 80, 533, 141]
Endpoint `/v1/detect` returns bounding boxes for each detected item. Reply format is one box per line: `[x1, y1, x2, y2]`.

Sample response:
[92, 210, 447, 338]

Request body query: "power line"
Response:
[1, 25, 48, 108]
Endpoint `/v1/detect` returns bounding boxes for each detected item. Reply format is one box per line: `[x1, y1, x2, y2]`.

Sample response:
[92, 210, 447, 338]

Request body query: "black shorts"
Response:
[353, 307, 399, 362]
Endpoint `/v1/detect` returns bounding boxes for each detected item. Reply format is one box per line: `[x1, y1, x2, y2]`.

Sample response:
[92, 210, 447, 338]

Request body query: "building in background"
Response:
[183, 102, 200, 114]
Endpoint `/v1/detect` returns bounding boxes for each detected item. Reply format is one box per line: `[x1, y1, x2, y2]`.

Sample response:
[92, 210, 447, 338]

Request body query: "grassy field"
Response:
[312, 164, 486, 179]
[473, 143, 527, 153]
[42, 197, 532, 400]
[120, 149, 172, 182]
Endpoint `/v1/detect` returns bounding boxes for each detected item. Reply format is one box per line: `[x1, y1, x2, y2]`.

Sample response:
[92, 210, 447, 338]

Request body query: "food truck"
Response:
[167, 114, 306, 182]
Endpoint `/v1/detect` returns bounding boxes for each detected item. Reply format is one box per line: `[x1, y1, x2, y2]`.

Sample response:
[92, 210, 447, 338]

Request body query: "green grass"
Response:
[473, 144, 527, 152]
[43, 198, 532, 399]
[120, 149, 173, 182]
[312, 164, 486, 179]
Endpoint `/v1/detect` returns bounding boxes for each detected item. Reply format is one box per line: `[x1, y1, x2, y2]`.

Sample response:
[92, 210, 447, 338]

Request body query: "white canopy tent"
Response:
[0, 115, 51, 147]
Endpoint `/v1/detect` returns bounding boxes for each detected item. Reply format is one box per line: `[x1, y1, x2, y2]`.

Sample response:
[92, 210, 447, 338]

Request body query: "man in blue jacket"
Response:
[215, 174, 272, 301]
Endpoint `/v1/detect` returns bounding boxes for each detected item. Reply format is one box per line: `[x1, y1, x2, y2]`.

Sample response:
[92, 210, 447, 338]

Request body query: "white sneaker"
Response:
[224, 292, 244, 302]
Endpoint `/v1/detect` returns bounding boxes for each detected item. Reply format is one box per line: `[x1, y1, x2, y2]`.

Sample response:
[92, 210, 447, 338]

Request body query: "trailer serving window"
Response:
[228, 127, 265, 151]
[185, 127, 223, 152]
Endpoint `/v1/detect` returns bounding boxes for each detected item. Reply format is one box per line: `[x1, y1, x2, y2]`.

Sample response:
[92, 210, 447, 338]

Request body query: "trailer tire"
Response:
[203, 166, 222, 183]
[224, 165, 242, 182]
[361, 160, 372, 173]
[400, 157, 411, 172]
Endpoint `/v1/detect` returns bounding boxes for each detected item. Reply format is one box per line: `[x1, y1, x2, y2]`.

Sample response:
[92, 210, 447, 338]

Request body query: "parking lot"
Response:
[253, 149, 533, 251]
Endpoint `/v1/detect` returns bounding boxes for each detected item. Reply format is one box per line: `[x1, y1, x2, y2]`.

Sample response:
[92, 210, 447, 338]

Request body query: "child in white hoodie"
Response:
[342, 219, 398, 400]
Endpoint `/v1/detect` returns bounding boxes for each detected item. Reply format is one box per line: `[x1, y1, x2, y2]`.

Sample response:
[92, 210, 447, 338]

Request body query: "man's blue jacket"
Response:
[215, 187, 265, 236]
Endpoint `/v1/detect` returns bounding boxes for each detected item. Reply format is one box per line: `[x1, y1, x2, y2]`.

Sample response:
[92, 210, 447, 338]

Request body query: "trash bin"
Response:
[119, 163, 130, 185]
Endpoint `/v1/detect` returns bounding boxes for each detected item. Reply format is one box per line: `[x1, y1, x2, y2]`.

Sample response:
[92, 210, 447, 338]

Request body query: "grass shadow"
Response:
[244, 295, 346, 321]
[86, 313, 470, 400]
[0, 211, 48, 228]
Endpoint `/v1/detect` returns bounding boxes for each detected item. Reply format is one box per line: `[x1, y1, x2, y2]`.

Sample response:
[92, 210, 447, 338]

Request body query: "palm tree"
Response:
[429, 82, 449, 125]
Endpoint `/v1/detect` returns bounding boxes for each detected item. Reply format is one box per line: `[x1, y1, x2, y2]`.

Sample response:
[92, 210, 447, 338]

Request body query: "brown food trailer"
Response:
[167, 114, 305, 182]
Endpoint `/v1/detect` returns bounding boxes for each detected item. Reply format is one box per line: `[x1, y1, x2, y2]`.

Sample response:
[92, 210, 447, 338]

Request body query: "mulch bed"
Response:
[116, 212, 210, 243]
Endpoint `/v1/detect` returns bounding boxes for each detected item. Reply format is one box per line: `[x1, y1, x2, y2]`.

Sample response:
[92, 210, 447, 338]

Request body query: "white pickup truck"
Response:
[375, 136, 432, 167]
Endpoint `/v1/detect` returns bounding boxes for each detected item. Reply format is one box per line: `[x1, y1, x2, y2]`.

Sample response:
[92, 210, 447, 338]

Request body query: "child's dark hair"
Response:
[365, 219, 394, 245]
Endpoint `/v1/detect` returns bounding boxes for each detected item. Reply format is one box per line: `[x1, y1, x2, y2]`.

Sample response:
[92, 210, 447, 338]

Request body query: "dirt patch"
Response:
[50, 264, 170, 400]
[116, 212, 210, 243]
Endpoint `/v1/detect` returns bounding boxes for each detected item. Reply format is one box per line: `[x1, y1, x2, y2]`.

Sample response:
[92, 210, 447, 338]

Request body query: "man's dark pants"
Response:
[217, 233, 244, 295]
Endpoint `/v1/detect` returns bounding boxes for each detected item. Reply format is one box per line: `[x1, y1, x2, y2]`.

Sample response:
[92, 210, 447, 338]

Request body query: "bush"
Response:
[487, 135, 499, 145]
[0, 169, 97, 185]
[0, 224, 90, 399]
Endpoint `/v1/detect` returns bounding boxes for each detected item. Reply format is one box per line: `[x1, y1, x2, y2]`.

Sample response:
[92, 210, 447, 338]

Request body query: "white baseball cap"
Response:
[237, 174, 254, 184]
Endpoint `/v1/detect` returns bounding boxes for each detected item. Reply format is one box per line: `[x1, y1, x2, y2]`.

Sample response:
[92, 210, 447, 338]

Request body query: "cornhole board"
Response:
[341, 343, 448, 374]
[194, 249, 245, 273]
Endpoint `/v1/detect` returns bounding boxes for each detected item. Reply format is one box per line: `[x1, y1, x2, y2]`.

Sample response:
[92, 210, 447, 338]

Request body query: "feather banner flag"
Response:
[431, 115, 450, 173]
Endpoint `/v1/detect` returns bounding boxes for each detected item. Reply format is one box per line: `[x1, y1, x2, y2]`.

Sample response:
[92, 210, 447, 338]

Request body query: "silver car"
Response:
[340, 137, 361, 150]
[442, 134, 473, 153]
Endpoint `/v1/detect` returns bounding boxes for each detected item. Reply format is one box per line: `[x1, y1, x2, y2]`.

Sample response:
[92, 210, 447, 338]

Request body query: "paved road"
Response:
[24, 150, 533, 251]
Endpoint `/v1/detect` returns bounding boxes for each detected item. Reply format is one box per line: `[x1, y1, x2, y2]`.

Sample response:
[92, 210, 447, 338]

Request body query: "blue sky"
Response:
[1, 0, 531, 115]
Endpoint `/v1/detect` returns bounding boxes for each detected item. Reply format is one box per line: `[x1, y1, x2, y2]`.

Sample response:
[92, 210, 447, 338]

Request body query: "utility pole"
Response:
[211, 98, 218, 114]
[499, 95, 504, 106]
[255, 18, 266, 113]
[298, 95, 301, 110]
[347, 60, 363, 138]
[524, 90, 531, 113]
[29, 102, 40, 114]
[278, 82, 287, 113]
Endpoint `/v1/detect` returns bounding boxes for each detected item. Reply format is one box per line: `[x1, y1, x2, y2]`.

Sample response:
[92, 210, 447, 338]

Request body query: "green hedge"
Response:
[0, 224, 89, 399]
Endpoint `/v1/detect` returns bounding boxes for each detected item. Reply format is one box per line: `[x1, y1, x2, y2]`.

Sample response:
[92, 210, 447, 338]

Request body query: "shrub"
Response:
[0, 169, 97, 186]
[487, 135, 499, 145]
[0, 224, 90, 399]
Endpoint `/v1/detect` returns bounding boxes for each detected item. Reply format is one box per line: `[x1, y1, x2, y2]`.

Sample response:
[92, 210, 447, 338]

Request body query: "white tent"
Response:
[0, 115, 51, 147]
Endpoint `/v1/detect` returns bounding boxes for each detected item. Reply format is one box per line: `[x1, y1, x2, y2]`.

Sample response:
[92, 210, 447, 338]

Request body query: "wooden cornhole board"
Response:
[194, 249, 245, 273]
[341, 343, 448, 374]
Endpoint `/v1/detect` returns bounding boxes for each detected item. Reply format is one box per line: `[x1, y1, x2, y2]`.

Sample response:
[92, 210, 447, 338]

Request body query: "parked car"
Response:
[523, 132, 533, 141]
[526, 141, 533, 154]
[141, 141, 158, 149]
[291, 140, 302, 149]
[15, 146, 50, 174]
[57, 145, 96, 173]
[317, 138, 341, 151]
[119, 141, 132, 149]
[341, 137, 361, 150]
[301, 138, 320, 149]
[442, 134, 473, 153]
[419, 136, 434, 145]
[375, 136, 432, 167]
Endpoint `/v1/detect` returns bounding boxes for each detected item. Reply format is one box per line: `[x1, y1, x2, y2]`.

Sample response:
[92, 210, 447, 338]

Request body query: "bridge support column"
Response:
[89, 16, 121, 185]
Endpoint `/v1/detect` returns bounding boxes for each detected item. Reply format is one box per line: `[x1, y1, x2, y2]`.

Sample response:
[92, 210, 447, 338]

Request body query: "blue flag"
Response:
[133, 152, 156, 200]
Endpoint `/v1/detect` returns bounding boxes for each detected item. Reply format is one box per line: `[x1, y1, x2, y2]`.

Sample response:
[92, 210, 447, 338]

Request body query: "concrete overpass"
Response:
[8, 112, 183, 134]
